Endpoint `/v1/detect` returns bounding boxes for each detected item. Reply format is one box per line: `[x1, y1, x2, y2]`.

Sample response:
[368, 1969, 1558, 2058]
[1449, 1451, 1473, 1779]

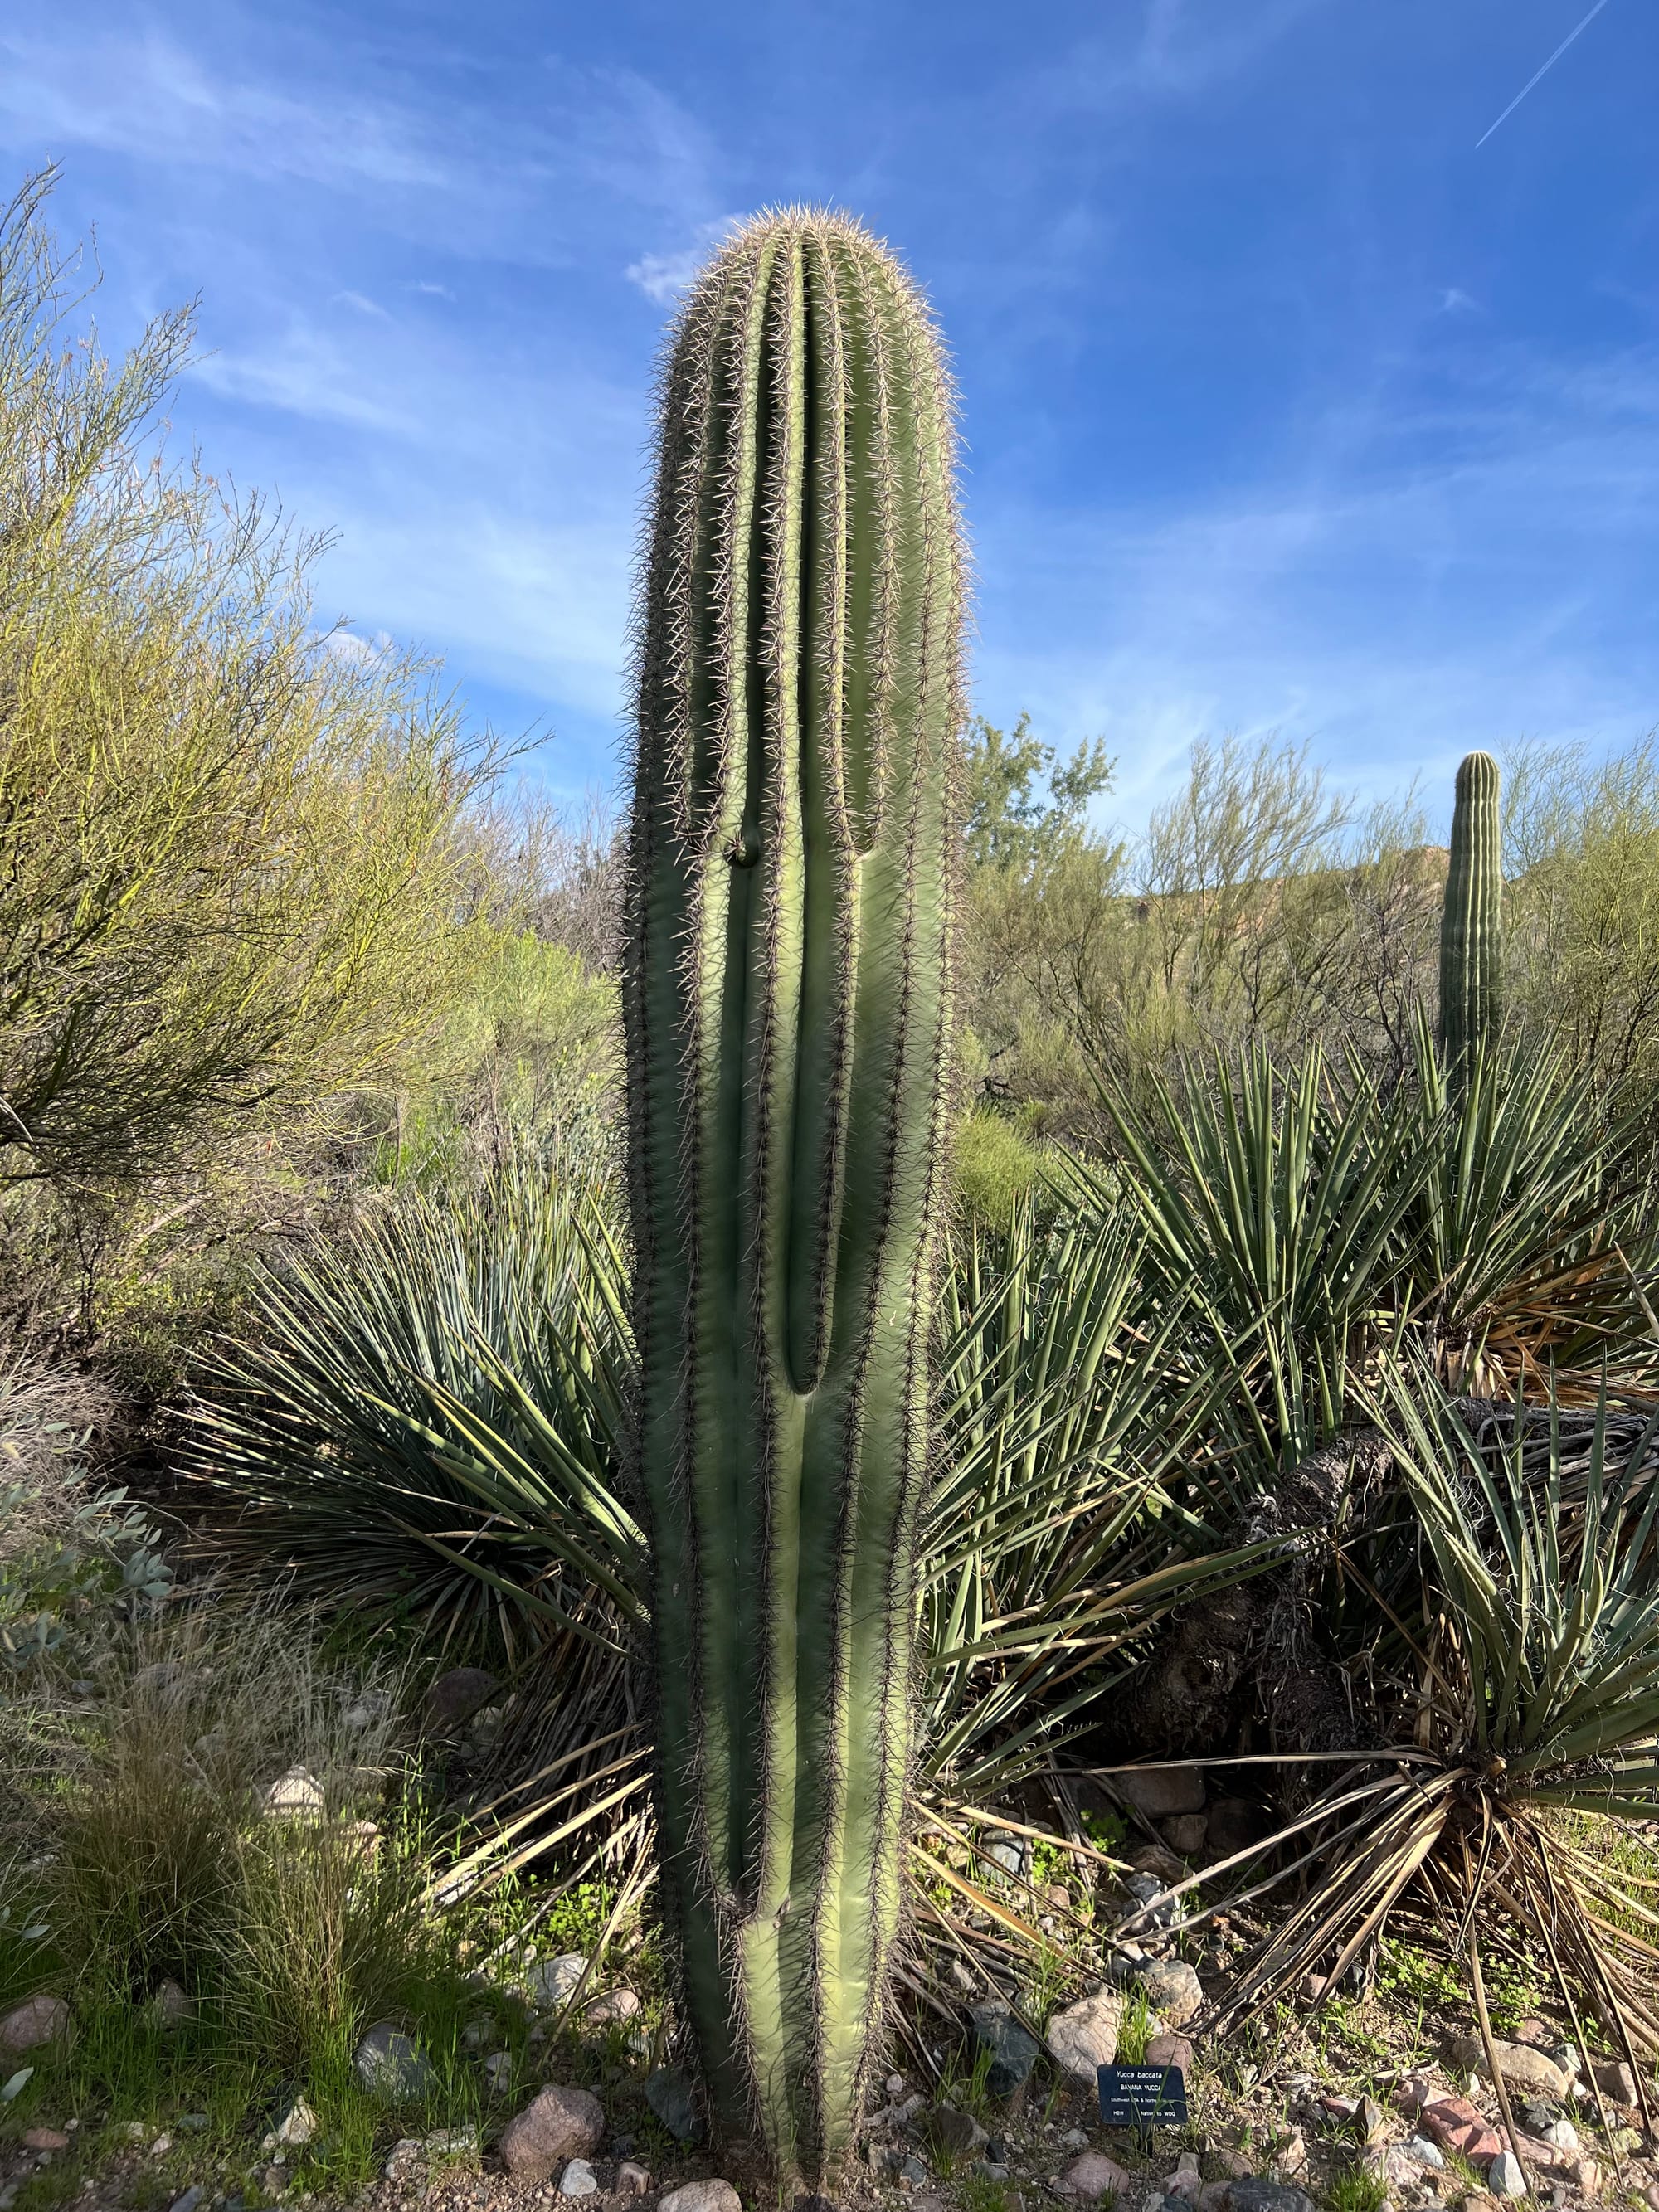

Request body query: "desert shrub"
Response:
[1, 1363, 170, 1679]
[1506, 732, 1659, 1095]
[951, 1107, 1054, 1233]
[0, 1599, 419, 2026]
[222, 1810, 453, 2078]
[0, 168, 505, 1195]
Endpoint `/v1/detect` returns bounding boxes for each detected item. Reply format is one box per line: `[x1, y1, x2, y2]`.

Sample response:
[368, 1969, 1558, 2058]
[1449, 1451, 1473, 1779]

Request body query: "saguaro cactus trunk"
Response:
[621, 210, 964, 2176]
[1438, 750, 1502, 1064]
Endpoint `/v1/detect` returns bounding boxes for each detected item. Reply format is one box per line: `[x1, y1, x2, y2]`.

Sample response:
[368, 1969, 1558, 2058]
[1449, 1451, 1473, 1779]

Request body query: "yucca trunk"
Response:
[1439, 751, 1502, 1064]
[621, 210, 964, 2176]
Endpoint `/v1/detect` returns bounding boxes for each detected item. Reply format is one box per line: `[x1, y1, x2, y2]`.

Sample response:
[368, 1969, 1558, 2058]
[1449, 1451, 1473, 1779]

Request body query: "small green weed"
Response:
[1324, 2165, 1389, 2212]
[1082, 1807, 1128, 1856]
[938, 2037, 998, 2122]
[1441, 2146, 1487, 2201]
[961, 2174, 1010, 2212]
[1116, 1982, 1156, 2064]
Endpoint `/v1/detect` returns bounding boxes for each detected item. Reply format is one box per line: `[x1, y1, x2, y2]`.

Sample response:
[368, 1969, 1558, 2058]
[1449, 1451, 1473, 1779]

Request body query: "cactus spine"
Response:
[622, 210, 964, 2176]
[1438, 750, 1502, 1063]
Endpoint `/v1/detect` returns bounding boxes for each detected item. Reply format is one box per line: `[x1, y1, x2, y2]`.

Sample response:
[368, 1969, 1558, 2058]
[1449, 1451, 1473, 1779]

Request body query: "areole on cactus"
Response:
[620, 209, 965, 2174]
[1439, 749, 1502, 1065]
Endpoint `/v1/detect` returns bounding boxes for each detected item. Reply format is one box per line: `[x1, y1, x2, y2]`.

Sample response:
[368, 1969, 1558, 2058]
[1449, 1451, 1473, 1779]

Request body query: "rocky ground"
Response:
[5, 1729, 1657, 2212]
[5, 1964, 1655, 2212]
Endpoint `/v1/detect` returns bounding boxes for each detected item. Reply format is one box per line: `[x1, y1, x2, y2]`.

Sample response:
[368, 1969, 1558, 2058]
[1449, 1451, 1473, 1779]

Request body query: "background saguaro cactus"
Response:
[1439, 750, 1502, 1064]
[621, 209, 965, 2174]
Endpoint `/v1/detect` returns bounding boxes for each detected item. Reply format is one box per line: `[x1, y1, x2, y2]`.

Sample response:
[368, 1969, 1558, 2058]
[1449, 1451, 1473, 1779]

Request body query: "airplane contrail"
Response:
[1476, 0, 1613, 147]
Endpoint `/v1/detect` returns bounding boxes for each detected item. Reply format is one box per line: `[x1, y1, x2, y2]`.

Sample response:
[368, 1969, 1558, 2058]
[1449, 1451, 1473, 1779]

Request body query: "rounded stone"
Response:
[1146, 2033, 1194, 2073]
[261, 1765, 325, 1820]
[498, 2086, 605, 2182]
[658, 2184, 742, 2212]
[354, 2021, 435, 2099]
[0, 1994, 68, 2054]
[527, 1953, 589, 2011]
[1131, 1957, 1204, 2026]
[1045, 1991, 1123, 2081]
[1115, 1767, 1205, 1819]
[579, 1987, 641, 2029]
[1059, 2152, 1131, 2198]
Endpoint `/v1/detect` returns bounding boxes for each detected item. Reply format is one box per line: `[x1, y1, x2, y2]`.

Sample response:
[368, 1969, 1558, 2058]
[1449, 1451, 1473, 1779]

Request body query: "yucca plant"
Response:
[182, 1151, 636, 1659]
[1404, 1015, 1656, 1393]
[920, 1198, 1262, 1800]
[1200, 1365, 1659, 2103]
[1087, 1041, 1428, 1469]
[1087, 1018, 1657, 1481]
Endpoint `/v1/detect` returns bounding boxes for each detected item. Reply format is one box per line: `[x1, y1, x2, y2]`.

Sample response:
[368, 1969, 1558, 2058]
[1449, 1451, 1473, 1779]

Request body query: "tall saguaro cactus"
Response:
[621, 211, 964, 2175]
[1438, 750, 1502, 1063]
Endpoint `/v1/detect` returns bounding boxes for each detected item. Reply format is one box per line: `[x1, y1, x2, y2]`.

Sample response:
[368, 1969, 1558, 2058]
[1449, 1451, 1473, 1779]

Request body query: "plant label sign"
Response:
[1097, 2064, 1189, 2128]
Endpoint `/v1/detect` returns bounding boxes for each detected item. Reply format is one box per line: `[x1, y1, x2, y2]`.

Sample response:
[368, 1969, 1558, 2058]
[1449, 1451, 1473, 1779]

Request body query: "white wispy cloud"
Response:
[974, 338, 1659, 826]
[0, 26, 449, 192]
[189, 325, 420, 434]
[1044, 0, 1327, 110]
[625, 215, 746, 304]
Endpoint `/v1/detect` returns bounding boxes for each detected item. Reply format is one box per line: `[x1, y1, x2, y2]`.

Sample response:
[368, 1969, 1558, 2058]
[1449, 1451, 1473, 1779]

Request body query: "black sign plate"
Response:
[1097, 2064, 1189, 2127]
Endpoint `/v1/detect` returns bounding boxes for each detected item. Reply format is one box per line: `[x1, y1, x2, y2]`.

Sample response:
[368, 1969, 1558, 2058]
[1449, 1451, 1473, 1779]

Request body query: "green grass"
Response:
[937, 2039, 1000, 2123]
[1115, 1983, 1156, 2064]
[1324, 2164, 1389, 2212]
[961, 2175, 1016, 2212]
[0, 1597, 625, 2201]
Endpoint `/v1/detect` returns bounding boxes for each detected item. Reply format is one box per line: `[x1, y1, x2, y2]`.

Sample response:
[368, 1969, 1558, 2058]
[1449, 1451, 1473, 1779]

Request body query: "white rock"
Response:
[384, 2138, 423, 2181]
[262, 1766, 325, 1820]
[658, 2185, 742, 2212]
[580, 1986, 641, 2028]
[1490, 2151, 1527, 2198]
[527, 1952, 589, 2010]
[425, 2129, 477, 2159]
[0, 1996, 68, 2055]
[1408, 2136, 1445, 2170]
[274, 2099, 318, 2148]
[559, 2159, 599, 2197]
[1045, 1990, 1123, 2081]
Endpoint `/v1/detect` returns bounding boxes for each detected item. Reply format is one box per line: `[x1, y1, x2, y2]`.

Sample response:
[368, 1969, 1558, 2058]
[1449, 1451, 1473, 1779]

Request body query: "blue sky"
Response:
[5, 1, 1657, 828]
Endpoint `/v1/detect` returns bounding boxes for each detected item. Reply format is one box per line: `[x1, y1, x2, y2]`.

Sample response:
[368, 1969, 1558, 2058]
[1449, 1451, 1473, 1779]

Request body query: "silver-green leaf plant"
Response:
[1439, 750, 1502, 1065]
[621, 209, 965, 2176]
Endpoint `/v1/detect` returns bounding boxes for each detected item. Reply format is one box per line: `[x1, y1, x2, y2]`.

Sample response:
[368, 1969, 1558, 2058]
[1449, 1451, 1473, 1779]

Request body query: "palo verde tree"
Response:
[622, 208, 964, 2176]
[0, 168, 501, 1189]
